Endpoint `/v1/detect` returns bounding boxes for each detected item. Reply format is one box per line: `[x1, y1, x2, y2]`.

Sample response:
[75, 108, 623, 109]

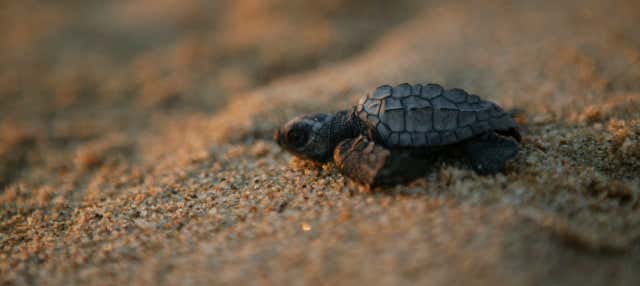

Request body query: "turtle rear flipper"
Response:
[463, 132, 519, 175]
[333, 135, 429, 187]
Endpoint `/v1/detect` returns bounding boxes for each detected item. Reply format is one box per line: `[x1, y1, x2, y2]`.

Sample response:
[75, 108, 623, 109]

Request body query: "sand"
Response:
[1, 0, 640, 285]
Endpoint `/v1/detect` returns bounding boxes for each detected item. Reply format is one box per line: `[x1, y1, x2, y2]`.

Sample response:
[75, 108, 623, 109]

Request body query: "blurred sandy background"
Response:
[1, 0, 640, 285]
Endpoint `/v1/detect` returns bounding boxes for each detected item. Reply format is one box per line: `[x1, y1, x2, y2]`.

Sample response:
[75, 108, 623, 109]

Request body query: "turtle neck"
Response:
[327, 108, 366, 156]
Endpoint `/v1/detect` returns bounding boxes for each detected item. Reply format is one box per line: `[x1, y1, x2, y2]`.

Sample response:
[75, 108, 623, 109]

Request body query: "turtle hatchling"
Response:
[275, 83, 521, 186]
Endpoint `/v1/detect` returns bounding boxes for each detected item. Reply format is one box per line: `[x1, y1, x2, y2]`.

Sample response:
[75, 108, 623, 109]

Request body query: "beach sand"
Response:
[1, 0, 640, 285]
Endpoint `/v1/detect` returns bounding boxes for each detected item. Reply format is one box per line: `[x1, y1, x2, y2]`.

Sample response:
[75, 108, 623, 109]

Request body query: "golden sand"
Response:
[1, 1, 639, 285]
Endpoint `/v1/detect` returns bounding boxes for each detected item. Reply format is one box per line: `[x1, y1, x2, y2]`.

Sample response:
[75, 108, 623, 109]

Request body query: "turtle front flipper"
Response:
[463, 132, 519, 175]
[333, 136, 429, 187]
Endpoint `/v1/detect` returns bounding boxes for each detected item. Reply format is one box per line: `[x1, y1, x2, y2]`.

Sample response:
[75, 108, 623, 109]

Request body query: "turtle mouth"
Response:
[274, 128, 284, 147]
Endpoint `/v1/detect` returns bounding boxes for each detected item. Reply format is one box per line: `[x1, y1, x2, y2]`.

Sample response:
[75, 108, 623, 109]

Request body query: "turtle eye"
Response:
[287, 128, 308, 148]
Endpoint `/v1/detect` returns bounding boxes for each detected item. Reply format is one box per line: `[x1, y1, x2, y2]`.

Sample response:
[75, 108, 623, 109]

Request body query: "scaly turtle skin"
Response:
[275, 83, 521, 187]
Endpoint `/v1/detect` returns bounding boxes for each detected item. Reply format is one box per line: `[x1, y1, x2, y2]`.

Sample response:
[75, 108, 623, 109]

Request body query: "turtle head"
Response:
[275, 113, 335, 163]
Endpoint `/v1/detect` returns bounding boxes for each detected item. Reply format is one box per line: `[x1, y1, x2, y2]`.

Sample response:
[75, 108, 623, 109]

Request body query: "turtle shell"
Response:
[355, 83, 518, 147]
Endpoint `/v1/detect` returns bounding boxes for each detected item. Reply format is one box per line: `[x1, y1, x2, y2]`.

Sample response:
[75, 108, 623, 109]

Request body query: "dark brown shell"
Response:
[355, 83, 518, 147]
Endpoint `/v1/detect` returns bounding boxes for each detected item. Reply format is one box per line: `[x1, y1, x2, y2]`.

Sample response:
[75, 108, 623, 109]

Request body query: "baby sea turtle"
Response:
[275, 83, 521, 186]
